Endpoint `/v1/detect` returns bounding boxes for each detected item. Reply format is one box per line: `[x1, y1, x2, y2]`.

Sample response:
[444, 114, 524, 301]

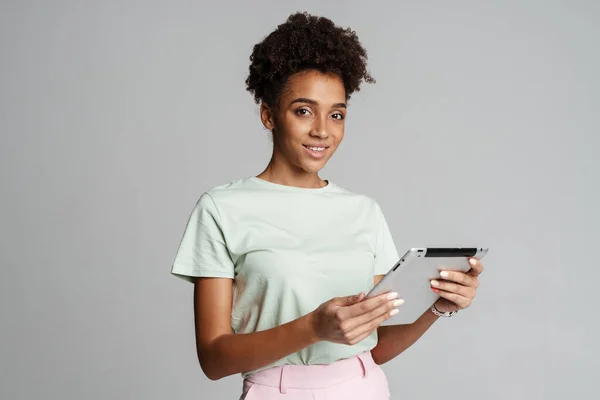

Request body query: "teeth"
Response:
[307, 146, 325, 151]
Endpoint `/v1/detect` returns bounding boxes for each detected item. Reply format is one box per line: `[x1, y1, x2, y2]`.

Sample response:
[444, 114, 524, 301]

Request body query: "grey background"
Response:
[1, 1, 598, 399]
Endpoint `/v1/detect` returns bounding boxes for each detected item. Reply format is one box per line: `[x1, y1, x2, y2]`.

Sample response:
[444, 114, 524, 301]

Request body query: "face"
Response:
[260, 70, 346, 175]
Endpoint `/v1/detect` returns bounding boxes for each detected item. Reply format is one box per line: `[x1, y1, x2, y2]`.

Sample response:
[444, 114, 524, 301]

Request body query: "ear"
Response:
[260, 102, 276, 131]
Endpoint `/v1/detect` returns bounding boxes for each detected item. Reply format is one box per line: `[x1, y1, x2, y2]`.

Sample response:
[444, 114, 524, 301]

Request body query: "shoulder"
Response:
[188, 177, 261, 215]
[329, 182, 382, 210]
[205, 177, 249, 194]
[185, 178, 250, 214]
[200, 177, 255, 201]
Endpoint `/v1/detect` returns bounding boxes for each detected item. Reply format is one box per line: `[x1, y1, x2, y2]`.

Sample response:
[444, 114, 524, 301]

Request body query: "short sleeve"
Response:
[170, 193, 235, 282]
[373, 201, 400, 275]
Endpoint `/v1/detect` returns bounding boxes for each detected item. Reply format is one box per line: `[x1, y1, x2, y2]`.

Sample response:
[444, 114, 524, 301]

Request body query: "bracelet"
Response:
[431, 304, 459, 318]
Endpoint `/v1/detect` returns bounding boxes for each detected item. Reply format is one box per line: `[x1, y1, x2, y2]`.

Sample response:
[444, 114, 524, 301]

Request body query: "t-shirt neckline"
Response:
[249, 176, 333, 192]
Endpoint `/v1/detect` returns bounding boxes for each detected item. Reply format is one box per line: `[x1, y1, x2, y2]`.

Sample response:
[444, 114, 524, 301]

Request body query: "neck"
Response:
[257, 154, 327, 189]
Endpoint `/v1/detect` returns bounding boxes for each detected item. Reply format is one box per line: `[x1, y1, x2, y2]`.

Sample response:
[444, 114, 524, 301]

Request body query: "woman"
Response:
[171, 12, 483, 399]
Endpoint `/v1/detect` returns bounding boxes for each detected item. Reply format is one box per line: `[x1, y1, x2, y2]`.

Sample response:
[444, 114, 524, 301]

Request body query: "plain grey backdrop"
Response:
[1, 0, 598, 399]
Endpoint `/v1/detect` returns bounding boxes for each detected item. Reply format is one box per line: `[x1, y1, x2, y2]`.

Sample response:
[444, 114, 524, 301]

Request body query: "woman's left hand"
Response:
[431, 257, 484, 313]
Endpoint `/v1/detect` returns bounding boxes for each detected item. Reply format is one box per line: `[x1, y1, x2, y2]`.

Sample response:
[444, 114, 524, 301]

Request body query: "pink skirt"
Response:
[240, 351, 390, 399]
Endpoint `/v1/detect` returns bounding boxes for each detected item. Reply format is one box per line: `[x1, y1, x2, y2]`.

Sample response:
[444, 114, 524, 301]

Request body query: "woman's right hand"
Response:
[309, 292, 404, 345]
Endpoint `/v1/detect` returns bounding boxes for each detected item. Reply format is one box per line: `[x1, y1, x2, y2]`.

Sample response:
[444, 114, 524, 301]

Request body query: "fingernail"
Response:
[430, 280, 440, 287]
[432, 288, 440, 293]
[469, 258, 477, 266]
[393, 299, 404, 307]
[440, 271, 449, 278]
[390, 309, 399, 316]
[387, 292, 398, 300]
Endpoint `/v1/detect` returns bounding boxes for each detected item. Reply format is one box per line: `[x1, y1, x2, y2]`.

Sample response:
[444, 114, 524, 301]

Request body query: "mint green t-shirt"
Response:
[171, 177, 399, 378]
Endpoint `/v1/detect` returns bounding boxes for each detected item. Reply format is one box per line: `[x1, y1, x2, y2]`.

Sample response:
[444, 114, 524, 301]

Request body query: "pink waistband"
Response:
[246, 351, 377, 393]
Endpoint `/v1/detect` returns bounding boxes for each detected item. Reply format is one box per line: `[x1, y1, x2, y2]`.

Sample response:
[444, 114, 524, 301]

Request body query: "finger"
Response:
[346, 327, 377, 346]
[348, 292, 366, 304]
[431, 279, 475, 298]
[439, 270, 478, 287]
[435, 289, 472, 309]
[347, 296, 403, 332]
[340, 293, 401, 333]
[345, 305, 399, 342]
[336, 292, 365, 307]
[467, 258, 484, 277]
[342, 292, 398, 319]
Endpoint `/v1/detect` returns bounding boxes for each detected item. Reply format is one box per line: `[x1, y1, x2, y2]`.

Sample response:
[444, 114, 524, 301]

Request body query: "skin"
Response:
[256, 69, 346, 188]
[194, 69, 484, 380]
[371, 258, 484, 365]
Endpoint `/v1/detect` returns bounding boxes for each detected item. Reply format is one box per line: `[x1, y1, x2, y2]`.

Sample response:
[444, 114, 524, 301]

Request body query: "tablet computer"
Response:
[367, 247, 489, 325]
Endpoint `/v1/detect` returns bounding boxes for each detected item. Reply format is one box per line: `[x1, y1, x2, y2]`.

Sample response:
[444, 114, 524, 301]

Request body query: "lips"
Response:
[304, 145, 327, 151]
[303, 144, 329, 159]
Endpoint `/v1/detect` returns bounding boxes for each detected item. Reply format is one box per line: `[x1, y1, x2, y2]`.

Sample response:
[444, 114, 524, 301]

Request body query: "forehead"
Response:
[281, 70, 346, 104]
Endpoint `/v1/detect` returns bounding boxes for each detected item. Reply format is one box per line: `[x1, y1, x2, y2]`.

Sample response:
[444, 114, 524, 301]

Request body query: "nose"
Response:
[309, 116, 328, 139]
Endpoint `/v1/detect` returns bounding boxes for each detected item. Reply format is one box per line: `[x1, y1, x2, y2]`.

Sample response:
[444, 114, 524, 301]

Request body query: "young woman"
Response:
[171, 12, 484, 399]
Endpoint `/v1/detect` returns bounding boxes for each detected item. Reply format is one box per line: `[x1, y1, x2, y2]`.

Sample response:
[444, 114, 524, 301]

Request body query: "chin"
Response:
[299, 161, 327, 174]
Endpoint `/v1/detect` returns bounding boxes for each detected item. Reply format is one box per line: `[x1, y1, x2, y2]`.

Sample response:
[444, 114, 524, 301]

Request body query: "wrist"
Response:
[302, 312, 321, 345]
[431, 303, 458, 318]
[433, 299, 459, 313]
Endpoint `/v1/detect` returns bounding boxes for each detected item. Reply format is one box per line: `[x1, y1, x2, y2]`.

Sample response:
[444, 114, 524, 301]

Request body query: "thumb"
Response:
[337, 292, 365, 306]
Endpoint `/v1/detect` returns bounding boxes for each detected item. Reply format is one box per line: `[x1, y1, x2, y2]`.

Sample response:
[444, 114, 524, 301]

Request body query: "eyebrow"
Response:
[290, 98, 346, 109]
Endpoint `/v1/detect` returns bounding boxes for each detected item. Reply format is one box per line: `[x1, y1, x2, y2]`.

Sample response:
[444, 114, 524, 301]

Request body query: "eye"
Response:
[331, 112, 345, 120]
[295, 108, 312, 116]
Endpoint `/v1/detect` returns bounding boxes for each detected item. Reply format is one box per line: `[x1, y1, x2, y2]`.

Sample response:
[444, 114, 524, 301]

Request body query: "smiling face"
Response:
[260, 70, 346, 178]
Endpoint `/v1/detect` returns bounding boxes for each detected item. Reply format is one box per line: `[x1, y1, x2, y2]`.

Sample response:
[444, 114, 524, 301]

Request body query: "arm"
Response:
[369, 275, 439, 365]
[371, 309, 439, 365]
[370, 257, 484, 365]
[194, 276, 399, 380]
[194, 277, 319, 380]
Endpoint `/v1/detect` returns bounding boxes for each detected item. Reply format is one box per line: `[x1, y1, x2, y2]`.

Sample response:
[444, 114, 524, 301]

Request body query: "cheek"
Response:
[332, 129, 344, 147]
[278, 120, 305, 144]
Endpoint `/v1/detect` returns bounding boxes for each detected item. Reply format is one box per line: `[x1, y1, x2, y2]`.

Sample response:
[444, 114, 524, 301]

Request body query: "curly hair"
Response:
[245, 12, 375, 107]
